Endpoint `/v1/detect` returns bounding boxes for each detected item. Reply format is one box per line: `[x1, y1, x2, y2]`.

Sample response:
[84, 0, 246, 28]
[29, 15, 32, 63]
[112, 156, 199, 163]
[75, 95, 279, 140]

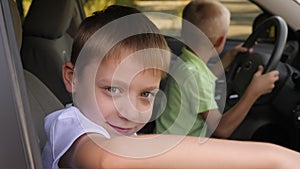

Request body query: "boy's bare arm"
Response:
[202, 66, 279, 138]
[201, 102, 251, 139]
[202, 85, 260, 138]
[60, 133, 299, 169]
[246, 65, 279, 97]
[211, 43, 251, 77]
[221, 43, 250, 70]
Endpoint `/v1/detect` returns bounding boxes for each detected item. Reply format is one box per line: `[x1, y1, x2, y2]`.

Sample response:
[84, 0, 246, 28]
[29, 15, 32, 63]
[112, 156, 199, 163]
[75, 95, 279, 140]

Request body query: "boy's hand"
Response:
[228, 43, 252, 58]
[222, 43, 253, 69]
[246, 65, 279, 98]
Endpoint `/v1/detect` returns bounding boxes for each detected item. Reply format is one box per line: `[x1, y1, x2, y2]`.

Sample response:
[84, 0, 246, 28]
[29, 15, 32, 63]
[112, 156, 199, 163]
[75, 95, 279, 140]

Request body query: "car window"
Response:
[82, 0, 262, 40]
[221, 0, 262, 40]
[21, 0, 262, 39]
[4, 1, 299, 166]
[22, 0, 32, 15]
[17, 0, 33, 20]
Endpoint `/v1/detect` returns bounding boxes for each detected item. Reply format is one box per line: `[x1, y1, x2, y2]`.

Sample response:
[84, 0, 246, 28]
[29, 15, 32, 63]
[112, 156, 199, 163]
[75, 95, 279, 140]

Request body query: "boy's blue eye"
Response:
[141, 91, 155, 98]
[106, 87, 121, 94]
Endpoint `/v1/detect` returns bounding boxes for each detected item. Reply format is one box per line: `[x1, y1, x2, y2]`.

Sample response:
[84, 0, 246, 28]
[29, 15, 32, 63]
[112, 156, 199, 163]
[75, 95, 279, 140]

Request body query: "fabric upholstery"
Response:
[23, 0, 81, 39]
[9, 0, 64, 150]
[21, 0, 82, 104]
[24, 70, 64, 149]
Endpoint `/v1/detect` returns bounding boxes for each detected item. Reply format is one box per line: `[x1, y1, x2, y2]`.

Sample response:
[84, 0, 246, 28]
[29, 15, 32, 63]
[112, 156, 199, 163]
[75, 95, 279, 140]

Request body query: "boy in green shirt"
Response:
[156, 0, 279, 138]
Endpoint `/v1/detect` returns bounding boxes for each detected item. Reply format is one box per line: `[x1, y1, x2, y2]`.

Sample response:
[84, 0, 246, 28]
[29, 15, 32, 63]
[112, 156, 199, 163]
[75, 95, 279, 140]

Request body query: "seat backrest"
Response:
[138, 36, 184, 134]
[24, 70, 64, 149]
[10, 0, 64, 150]
[21, 0, 82, 105]
[164, 36, 185, 56]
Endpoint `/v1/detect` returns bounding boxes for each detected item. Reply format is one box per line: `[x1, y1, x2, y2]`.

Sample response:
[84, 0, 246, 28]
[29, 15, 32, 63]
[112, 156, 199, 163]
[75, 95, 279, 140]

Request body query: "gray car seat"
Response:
[10, 0, 64, 150]
[24, 70, 63, 149]
[21, 0, 82, 105]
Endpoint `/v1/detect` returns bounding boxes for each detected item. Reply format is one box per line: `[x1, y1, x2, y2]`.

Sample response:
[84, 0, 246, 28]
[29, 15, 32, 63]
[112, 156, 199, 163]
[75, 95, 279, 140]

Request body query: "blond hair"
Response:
[71, 5, 170, 79]
[182, 0, 230, 43]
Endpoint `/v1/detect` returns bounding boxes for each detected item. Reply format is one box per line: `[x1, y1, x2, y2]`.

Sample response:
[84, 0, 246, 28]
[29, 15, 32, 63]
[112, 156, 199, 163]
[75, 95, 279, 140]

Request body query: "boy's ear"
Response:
[213, 35, 226, 53]
[214, 35, 226, 48]
[62, 62, 75, 93]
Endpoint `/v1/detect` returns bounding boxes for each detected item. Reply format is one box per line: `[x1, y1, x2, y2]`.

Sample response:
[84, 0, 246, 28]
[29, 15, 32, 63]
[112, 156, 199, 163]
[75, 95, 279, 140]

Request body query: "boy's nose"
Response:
[115, 96, 150, 123]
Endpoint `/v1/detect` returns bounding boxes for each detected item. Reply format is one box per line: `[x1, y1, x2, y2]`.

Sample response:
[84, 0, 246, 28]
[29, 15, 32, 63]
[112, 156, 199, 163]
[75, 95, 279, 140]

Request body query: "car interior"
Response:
[21, 0, 84, 105]
[9, 0, 64, 154]
[1, 0, 300, 168]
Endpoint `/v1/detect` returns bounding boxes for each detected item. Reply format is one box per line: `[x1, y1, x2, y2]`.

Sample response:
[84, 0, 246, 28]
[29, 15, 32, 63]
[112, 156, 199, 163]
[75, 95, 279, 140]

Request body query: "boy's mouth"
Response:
[107, 123, 134, 134]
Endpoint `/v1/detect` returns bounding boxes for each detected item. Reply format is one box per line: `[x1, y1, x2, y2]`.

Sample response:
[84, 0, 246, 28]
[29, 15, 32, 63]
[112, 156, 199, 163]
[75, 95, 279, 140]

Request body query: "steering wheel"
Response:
[226, 16, 288, 98]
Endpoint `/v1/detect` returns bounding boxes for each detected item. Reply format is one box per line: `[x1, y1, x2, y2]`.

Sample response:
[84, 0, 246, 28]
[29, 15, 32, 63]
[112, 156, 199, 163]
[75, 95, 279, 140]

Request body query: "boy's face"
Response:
[94, 51, 161, 136]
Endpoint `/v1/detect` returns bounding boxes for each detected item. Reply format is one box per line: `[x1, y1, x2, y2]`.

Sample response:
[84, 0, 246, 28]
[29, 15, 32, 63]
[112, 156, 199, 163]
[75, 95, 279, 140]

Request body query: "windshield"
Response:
[82, 0, 261, 40]
[21, 0, 262, 40]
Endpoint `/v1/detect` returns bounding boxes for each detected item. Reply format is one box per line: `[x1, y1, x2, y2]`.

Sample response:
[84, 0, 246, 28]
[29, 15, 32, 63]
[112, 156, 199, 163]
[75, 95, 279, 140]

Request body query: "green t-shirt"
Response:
[155, 47, 218, 137]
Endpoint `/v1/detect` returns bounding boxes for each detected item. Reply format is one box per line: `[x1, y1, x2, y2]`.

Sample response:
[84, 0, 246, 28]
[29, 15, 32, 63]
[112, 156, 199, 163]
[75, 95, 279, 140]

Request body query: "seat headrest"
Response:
[23, 0, 80, 39]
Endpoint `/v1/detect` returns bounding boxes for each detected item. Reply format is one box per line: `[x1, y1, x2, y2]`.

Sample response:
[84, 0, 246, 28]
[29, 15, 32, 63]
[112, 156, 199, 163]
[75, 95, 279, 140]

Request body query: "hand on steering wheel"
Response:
[226, 16, 287, 98]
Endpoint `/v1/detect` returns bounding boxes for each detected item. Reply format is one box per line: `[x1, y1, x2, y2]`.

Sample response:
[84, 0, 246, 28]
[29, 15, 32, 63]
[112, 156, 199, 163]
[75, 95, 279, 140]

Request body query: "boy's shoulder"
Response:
[45, 105, 78, 122]
[44, 105, 111, 139]
[44, 105, 82, 133]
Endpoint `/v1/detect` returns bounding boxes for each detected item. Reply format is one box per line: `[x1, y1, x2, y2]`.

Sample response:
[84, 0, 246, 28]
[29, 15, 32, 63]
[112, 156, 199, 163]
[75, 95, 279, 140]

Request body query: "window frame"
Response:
[0, 0, 42, 168]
